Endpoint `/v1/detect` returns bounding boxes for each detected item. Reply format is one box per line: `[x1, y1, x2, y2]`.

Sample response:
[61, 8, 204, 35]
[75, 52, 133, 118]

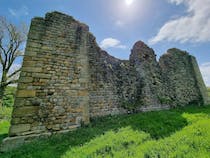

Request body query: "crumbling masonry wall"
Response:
[1, 12, 208, 150]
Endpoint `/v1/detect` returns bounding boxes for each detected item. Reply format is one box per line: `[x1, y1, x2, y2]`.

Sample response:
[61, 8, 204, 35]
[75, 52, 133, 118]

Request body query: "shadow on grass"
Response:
[0, 134, 7, 144]
[1, 105, 209, 158]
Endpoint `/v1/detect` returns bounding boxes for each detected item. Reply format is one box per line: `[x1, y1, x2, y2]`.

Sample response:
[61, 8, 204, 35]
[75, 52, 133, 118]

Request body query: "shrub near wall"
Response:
[2, 87, 16, 107]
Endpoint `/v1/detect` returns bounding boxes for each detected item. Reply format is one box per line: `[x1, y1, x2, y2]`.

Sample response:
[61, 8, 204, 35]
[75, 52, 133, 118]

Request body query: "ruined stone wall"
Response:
[86, 36, 124, 116]
[189, 56, 209, 105]
[130, 42, 164, 107]
[1, 11, 208, 151]
[159, 49, 208, 106]
[9, 12, 91, 137]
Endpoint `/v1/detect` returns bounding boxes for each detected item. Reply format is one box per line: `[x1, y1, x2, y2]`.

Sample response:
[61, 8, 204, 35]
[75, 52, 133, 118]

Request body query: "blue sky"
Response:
[0, 0, 210, 86]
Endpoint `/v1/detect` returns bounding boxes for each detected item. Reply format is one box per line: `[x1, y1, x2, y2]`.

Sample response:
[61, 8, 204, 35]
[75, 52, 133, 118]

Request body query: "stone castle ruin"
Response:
[1, 11, 208, 151]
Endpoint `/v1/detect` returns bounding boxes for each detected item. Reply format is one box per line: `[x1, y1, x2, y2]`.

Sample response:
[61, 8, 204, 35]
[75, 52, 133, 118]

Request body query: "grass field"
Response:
[0, 105, 210, 158]
[0, 86, 15, 143]
[0, 107, 12, 143]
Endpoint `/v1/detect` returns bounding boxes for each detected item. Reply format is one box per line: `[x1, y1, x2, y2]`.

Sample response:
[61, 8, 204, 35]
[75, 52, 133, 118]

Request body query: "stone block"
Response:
[13, 106, 38, 117]
[16, 90, 36, 98]
[9, 124, 31, 136]
[25, 51, 37, 57]
[22, 67, 42, 73]
[77, 90, 88, 96]
[18, 77, 33, 83]
[32, 73, 51, 79]
[23, 61, 37, 67]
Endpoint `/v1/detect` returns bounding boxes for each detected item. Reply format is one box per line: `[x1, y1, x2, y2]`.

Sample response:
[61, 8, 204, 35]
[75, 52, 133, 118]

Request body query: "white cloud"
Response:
[169, 0, 185, 5]
[100, 38, 127, 49]
[149, 0, 210, 44]
[200, 62, 210, 87]
[8, 6, 29, 17]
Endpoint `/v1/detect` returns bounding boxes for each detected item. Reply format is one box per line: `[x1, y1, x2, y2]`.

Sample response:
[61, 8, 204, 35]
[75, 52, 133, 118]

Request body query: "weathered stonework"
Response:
[159, 49, 208, 106]
[1, 11, 208, 151]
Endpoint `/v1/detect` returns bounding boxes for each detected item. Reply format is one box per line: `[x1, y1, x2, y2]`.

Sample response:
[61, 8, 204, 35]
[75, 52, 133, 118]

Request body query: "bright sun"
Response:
[125, 0, 134, 5]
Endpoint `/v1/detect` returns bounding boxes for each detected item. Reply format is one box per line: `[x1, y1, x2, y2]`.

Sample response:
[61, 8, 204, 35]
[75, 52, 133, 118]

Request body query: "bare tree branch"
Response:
[8, 68, 21, 79]
[0, 52, 3, 65]
[0, 44, 6, 56]
[0, 16, 27, 106]
[5, 79, 19, 86]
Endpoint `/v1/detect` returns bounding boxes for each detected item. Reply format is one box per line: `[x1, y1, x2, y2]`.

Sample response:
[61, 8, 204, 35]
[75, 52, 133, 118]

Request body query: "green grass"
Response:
[0, 86, 15, 142]
[207, 87, 210, 97]
[0, 106, 12, 143]
[0, 120, 10, 143]
[0, 105, 210, 158]
[0, 107, 13, 120]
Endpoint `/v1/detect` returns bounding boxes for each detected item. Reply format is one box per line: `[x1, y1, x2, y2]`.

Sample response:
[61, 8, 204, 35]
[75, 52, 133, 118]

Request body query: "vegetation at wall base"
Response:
[120, 99, 143, 112]
[2, 87, 16, 107]
[0, 106, 12, 143]
[208, 87, 210, 97]
[0, 86, 15, 143]
[0, 105, 209, 158]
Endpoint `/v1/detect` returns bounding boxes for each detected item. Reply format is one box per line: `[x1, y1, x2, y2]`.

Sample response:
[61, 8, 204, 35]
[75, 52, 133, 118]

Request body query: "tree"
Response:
[0, 17, 27, 107]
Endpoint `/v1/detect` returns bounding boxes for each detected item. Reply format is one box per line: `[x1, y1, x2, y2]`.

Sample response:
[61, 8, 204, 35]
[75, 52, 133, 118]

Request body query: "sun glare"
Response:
[125, 0, 134, 5]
